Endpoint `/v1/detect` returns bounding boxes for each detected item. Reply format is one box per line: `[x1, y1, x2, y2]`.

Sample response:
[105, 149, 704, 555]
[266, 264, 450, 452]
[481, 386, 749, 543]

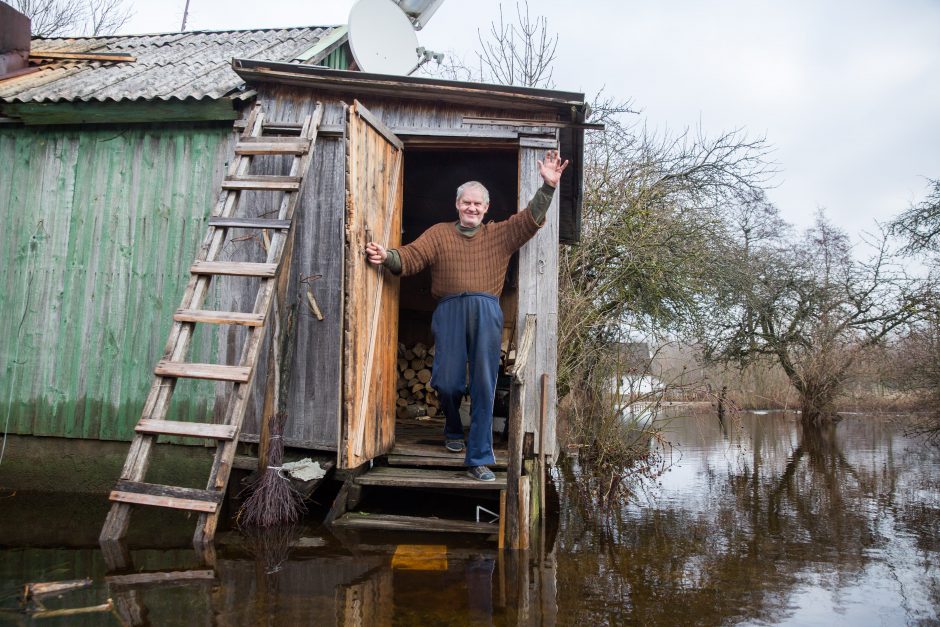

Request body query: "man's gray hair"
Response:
[456, 181, 490, 204]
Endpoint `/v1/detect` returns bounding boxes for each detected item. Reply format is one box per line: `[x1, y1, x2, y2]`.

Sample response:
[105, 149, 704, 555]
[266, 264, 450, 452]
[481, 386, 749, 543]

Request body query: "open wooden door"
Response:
[340, 100, 404, 468]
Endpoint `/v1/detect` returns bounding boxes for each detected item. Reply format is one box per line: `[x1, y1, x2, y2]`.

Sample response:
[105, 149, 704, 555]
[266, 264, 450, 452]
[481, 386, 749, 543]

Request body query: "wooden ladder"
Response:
[100, 103, 323, 552]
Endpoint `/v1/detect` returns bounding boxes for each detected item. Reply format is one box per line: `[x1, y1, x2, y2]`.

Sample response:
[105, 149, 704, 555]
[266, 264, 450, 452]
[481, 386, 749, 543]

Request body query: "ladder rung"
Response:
[110, 481, 222, 513]
[154, 360, 251, 382]
[261, 122, 303, 136]
[234, 139, 310, 155]
[190, 261, 277, 277]
[136, 419, 237, 440]
[174, 308, 266, 326]
[222, 175, 301, 191]
[208, 217, 291, 230]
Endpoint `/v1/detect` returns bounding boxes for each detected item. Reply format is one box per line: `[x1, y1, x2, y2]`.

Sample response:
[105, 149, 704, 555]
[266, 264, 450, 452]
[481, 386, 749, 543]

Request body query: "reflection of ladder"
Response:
[100, 103, 323, 550]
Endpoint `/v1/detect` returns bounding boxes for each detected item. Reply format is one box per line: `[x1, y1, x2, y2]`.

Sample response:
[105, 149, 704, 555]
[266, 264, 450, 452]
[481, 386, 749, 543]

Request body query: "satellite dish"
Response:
[348, 0, 420, 75]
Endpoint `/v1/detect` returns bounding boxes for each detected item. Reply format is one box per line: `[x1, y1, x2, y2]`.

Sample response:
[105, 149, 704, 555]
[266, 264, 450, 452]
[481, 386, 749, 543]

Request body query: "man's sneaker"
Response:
[445, 439, 465, 453]
[466, 465, 496, 482]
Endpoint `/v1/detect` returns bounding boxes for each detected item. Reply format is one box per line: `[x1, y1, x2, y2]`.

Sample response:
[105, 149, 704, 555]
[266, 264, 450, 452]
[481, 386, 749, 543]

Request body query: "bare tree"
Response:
[891, 178, 940, 255]
[704, 212, 926, 425]
[558, 100, 776, 456]
[85, 0, 132, 36]
[10, 0, 132, 37]
[476, 1, 558, 87]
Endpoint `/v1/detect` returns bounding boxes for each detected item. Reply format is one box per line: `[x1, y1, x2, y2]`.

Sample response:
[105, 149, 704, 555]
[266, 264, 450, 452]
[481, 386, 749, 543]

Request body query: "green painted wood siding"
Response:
[0, 124, 234, 441]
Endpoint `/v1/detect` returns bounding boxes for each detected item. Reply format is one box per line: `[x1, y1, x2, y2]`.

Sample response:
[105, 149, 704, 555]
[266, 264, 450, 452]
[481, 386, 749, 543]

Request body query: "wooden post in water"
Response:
[506, 314, 536, 550]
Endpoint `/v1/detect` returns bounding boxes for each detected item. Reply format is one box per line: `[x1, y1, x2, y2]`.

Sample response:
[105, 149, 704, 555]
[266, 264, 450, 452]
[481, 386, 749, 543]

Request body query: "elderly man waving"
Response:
[366, 150, 568, 481]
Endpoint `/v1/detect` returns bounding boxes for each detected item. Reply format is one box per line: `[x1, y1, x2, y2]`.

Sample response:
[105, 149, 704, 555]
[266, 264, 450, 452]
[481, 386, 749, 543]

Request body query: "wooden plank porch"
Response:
[389, 416, 509, 469]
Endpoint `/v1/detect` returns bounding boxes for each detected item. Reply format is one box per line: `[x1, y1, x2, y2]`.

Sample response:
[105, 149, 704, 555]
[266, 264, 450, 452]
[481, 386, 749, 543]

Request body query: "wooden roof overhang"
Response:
[232, 58, 589, 243]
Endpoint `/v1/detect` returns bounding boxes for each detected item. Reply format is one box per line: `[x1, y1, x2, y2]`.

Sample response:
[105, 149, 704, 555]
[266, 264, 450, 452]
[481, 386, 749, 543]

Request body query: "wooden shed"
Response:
[226, 59, 589, 471]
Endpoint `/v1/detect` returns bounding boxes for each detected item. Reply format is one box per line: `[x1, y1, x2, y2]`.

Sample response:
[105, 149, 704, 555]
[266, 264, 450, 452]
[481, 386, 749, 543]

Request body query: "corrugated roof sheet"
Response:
[0, 26, 339, 103]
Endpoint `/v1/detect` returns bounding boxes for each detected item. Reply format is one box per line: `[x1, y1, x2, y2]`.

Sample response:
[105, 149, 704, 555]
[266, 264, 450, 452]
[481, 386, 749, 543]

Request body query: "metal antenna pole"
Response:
[180, 0, 191, 32]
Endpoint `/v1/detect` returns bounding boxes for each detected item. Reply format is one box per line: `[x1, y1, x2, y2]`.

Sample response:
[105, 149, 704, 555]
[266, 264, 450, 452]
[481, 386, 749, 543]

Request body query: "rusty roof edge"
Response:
[30, 25, 345, 41]
[231, 58, 588, 121]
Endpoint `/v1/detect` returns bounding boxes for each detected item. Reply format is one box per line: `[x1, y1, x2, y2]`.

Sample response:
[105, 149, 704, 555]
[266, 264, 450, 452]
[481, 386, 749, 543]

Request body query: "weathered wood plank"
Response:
[208, 216, 291, 230]
[173, 308, 266, 326]
[354, 99, 404, 150]
[29, 51, 136, 62]
[517, 144, 560, 458]
[106, 569, 216, 589]
[356, 466, 506, 490]
[232, 455, 259, 470]
[25, 604, 114, 619]
[222, 175, 301, 191]
[333, 513, 498, 534]
[154, 360, 251, 382]
[135, 419, 237, 440]
[190, 261, 278, 277]
[519, 136, 559, 149]
[386, 453, 507, 469]
[109, 491, 218, 513]
[110, 481, 222, 513]
[234, 140, 310, 155]
[340, 100, 402, 468]
[23, 578, 92, 599]
[463, 116, 604, 130]
[510, 314, 537, 382]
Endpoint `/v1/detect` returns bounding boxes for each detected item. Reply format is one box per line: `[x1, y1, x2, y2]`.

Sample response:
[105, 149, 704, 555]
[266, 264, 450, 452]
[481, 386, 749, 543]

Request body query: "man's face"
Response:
[456, 187, 489, 228]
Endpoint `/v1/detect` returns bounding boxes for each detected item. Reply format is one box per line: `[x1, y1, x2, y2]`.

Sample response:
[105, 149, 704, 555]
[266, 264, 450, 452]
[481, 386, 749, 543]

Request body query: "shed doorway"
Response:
[394, 147, 519, 461]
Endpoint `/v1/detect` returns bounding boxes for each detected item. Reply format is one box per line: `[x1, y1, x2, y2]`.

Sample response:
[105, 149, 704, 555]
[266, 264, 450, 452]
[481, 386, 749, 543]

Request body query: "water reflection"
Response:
[1, 536, 557, 625]
[2, 412, 938, 625]
[556, 411, 940, 625]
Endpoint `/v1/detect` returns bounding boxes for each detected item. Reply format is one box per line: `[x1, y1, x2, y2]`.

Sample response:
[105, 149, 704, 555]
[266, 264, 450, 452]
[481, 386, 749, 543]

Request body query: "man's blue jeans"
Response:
[430, 292, 502, 467]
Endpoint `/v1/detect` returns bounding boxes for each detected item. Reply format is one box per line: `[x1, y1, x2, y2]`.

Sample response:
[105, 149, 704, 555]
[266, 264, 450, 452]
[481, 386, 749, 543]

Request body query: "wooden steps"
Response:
[109, 481, 223, 513]
[221, 174, 301, 191]
[386, 453, 508, 469]
[153, 361, 251, 382]
[208, 216, 291, 230]
[332, 512, 498, 534]
[101, 103, 324, 552]
[356, 466, 507, 491]
[190, 260, 278, 277]
[173, 309, 266, 326]
[135, 419, 236, 440]
[387, 445, 509, 469]
[327, 465, 506, 541]
[234, 138, 311, 155]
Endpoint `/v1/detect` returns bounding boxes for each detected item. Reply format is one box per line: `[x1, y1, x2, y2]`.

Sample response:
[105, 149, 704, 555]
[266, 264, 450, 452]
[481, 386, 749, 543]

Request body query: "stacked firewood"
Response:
[396, 342, 439, 419]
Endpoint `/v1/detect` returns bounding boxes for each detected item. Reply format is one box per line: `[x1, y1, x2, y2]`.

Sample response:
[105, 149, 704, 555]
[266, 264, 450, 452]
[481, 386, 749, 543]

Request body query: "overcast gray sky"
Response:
[123, 0, 940, 238]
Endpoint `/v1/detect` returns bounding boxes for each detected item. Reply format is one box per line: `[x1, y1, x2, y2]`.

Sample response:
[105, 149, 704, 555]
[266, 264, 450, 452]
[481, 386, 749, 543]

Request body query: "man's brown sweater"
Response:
[392, 185, 553, 299]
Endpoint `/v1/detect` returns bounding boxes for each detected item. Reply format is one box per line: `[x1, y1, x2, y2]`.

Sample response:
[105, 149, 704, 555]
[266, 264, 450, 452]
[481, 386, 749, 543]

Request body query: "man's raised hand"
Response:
[537, 150, 569, 188]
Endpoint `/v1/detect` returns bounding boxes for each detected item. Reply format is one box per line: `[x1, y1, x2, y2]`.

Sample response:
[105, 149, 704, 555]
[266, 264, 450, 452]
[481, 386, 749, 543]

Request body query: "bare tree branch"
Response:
[10, 0, 132, 37]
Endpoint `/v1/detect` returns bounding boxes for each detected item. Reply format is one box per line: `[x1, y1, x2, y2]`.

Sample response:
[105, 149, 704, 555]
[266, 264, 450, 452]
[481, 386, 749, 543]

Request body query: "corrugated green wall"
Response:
[0, 123, 234, 441]
[323, 44, 348, 70]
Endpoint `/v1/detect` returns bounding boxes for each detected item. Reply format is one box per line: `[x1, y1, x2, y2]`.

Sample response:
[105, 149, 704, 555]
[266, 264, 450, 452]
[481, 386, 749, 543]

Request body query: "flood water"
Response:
[2, 411, 939, 625]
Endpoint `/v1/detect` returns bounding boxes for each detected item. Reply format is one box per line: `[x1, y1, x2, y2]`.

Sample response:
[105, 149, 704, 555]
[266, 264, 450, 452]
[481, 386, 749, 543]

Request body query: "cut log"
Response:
[403, 368, 416, 381]
[417, 369, 432, 384]
[413, 343, 427, 358]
